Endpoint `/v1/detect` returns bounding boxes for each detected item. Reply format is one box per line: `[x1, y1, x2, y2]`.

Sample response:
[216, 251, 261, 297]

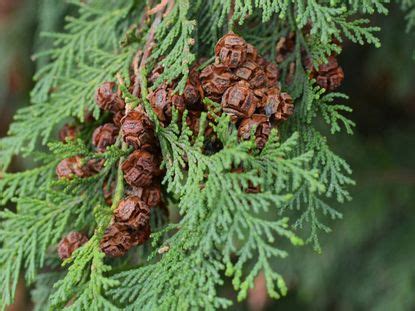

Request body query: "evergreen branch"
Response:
[0, 50, 133, 171]
[109, 111, 319, 307]
[31, 0, 131, 103]
[0, 194, 84, 308]
[50, 235, 118, 311]
[318, 93, 355, 134]
[31, 271, 64, 311]
[346, 0, 389, 14]
[0, 160, 57, 204]
[151, 0, 196, 92]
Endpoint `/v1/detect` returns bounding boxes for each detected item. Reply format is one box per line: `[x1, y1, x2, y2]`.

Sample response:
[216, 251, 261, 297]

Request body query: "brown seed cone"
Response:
[275, 32, 296, 64]
[87, 158, 105, 173]
[113, 111, 125, 127]
[183, 67, 204, 109]
[92, 123, 119, 152]
[114, 196, 150, 230]
[95, 82, 125, 113]
[234, 60, 267, 89]
[100, 223, 138, 257]
[200, 64, 236, 101]
[129, 184, 162, 208]
[83, 108, 96, 123]
[262, 88, 294, 122]
[238, 114, 271, 149]
[59, 124, 77, 142]
[149, 84, 186, 123]
[121, 110, 155, 150]
[277, 92, 295, 121]
[56, 156, 94, 179]
[246, 43, 258, 61]
[121, 150, 161, 187]
[304, 55, 344, 91]
[58, 231, 88, 260]
[222, 81, 257, 121]
[264, 62, 280, 87]
[215, 32, 247, 68]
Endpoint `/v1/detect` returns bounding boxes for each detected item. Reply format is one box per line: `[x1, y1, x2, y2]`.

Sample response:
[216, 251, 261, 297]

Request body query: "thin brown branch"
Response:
[132, 9, 164, 97]
[148, 0, 169, 15]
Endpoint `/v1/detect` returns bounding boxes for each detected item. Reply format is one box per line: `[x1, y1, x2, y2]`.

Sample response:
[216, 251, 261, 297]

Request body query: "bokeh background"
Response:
[1, 1, 414, 310]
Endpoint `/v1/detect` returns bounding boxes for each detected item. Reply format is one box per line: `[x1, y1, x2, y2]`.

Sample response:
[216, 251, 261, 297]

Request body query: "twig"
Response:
[148, 0, 169, 15]
[132, 9, 165, 97]
[139, 11, 163, 72]
[163, 0, 175, 17]
[132, 50, 143, 97]
[109, 74, 132, 211]
[228, 0, 235, 31]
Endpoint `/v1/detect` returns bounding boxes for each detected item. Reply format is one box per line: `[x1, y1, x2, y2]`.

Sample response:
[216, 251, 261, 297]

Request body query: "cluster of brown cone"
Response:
[148, 32, 294, 150]
[95, 83, 163, 257]
[276, 32, 344, 91]
[56, 81, 163, 258]
[55, 31, 343, 259]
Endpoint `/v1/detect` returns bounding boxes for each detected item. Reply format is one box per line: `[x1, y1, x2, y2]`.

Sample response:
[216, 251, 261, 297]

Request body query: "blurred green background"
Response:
[1, 1, 414, 310]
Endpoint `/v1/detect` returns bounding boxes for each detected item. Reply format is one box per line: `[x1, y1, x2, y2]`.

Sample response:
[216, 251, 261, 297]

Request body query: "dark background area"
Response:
[1, 1, 414, 310]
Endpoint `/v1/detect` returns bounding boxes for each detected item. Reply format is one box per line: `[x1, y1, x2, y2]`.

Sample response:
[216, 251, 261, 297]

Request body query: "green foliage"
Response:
[50, 236, 118, 311]
[31, 271, 64, 311]
[151, 0, 196, 92]
[0, 194, 86, 306]
[0, 0, 401, 310]
[401, 0, 415, 33]
[346, 0, 389, 14]
[109, 123, 316, 308]
[0, 0, 133, 171]
[0, 156, 56, 204]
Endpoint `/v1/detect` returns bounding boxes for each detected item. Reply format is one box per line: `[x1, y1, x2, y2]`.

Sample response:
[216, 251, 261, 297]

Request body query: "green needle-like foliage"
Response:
[0, 0, 404, 310]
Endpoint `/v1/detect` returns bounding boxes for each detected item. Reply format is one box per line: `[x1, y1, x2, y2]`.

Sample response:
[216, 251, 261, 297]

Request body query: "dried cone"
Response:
[264, 62, 280, 87]
[222, 81, 257, 121]
[95, 82, 125, 113]
[134, 223, 151, 246]
[215, 32, 247, 68]
[246, 43, 258, 61]
[238, 114, 271, 149]
[130, 184, 162, 208]
[183, 67, 203, 109]
[305, 55, 344, 91]
[121, 150, 161, 187]
[200, 64, 235, 101]
[92, 123, 119, 152]
[100, 223, 138, 257]
[56, 156, 94, 179]
[277, 92, 295, 122]
[114, 196, 150, 230]
[275, 32, 295, 64]
[87, 158, 105, 173]
[59, 124, 77, 142]
[113, 111, 124, 127]
[58, 231, 88, 260]
[234, 60, 267, 89]
[121, 110, 155, 150]
[149, 84, 185, 123]
[263, 88, 294, 122]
